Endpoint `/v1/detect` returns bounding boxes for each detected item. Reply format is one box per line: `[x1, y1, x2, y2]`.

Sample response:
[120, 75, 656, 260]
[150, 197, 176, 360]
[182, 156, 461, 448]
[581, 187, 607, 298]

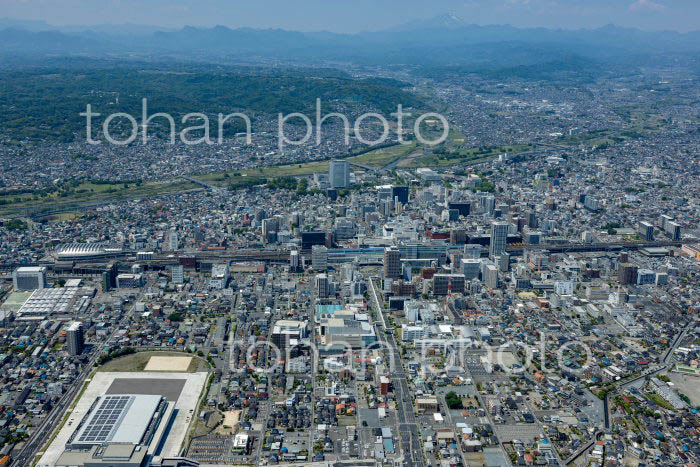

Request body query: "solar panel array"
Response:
[77, 396, 130, 443]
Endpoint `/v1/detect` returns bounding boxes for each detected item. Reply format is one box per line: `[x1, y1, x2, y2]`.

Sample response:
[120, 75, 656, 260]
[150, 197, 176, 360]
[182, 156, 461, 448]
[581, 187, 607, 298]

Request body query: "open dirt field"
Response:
[217, 410, 241, 434]
[145, 355, 193, 372]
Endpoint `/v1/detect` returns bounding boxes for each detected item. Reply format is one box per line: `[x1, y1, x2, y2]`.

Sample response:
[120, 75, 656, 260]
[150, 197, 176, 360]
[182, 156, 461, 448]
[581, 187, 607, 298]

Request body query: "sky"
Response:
[1, 0, 699, 33]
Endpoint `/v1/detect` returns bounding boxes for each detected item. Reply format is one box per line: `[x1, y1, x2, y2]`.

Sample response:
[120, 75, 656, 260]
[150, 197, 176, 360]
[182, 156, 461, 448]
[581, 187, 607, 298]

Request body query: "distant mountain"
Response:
[0, 16, 699, 70]
[386, 13, 467, 32]
[0, 17, 54, 32]
[0, 28, 116, 54]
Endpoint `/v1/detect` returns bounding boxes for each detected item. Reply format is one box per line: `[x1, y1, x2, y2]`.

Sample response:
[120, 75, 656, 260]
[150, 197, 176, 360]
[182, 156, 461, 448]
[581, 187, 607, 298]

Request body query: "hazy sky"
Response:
[1, 0, 699, 33]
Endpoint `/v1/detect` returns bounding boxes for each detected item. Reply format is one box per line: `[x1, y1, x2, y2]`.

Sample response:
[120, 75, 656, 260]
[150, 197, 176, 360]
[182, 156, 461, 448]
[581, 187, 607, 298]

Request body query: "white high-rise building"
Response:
[289, 250, 301, 272]
[167, 230, 179, 251]
[329, 160, 350, 188]
[312, 245, 328, 271]
[489, 222, 509, 259]
[171, 265, 184, 284]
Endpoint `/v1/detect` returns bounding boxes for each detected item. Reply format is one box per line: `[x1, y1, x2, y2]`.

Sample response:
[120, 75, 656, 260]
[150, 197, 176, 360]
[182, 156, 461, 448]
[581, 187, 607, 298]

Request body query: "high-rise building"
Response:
[171, 265, 184, 284]
[67, 321, 84, 356]
[167, 230, 179, 251]
[315, 273, 330, 299]
[483, 264, 499, 289]
[433, 274, 466, 296]
[638, 221, 654, 241]
[527, 211, 538, 228]
[619, 263, 639, 285]
[461, 259, 481, 280]
[383, 246, 401, 279]
[489, 222, 509, 259]
[289, 249, 301, 273]
[665, 221, 681, 241]
[447, 202, 471, 217]
[12, 266, 47, 291]
[391, 186, 409, 204]
[329, 160, 350, 188]
[312, 245, 328, 271]
[301, 231, 326, 249]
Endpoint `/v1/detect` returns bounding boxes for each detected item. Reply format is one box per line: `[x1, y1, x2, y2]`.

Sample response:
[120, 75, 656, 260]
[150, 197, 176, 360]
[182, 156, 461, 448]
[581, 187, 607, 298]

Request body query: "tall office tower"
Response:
[315, 273, 330, 299]
[383, 246, 402, 279]
[67, 321, 84, 356]
[329, 160, 350, 188]
[391, 186, 409, 204]
[12, 266, 47, 291]
[167, 230, 179, 251]
[619, 263, 639, 285]
[312, 245, 328, 272]
[527, 210, 538, 228]
[289, 249, 301, 273]
[489, 222, 509, 259]
[171, 265, 184, 284]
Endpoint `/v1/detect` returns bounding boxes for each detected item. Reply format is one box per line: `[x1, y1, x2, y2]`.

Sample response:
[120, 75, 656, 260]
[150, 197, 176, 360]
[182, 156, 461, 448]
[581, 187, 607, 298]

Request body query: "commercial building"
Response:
[489, 222, 509, 259]
[210, 263, 229, 289]
[55, 394, 179, 467]
[416, 168, 441, 183]
[619, 263, 638, 285]
[315, 273, 330, 299]
[391, 186, 409, 204]
[460, 259, 481, 280]
[17, 287, 80, 320]
[289, 249, 301, 273]
[301, 231, 327, 249]
[12, 266, 48, 291]
[433, 274, 465, 296]
[320, 318, 377, 349]
[116, 274, 144, 289]
[329, 160, 350, 188]
[271, 320, 308, 349]
[637, 269, 656, 285]
[383, 246, 401, 279]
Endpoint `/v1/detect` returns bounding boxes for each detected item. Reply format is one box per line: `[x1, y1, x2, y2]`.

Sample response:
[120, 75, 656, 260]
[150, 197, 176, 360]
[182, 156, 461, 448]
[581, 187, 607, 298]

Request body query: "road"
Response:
[368, 277, 424, 467]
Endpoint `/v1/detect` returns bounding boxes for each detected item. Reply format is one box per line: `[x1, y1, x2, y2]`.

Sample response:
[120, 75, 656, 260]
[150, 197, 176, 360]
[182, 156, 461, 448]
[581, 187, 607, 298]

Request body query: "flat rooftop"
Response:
[72, 394, 162, 446]
[38, 371, 208, 467]
[106, 378, 187, 402]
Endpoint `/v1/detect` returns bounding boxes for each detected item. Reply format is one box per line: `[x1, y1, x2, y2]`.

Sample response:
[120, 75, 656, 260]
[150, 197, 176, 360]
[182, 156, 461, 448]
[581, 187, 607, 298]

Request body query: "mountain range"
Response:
[1, 14, 699, 68]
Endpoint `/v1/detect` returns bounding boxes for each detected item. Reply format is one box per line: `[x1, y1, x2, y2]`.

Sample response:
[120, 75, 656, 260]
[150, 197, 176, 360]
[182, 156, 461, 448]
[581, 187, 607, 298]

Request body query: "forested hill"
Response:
[0, 65, 423, 141]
